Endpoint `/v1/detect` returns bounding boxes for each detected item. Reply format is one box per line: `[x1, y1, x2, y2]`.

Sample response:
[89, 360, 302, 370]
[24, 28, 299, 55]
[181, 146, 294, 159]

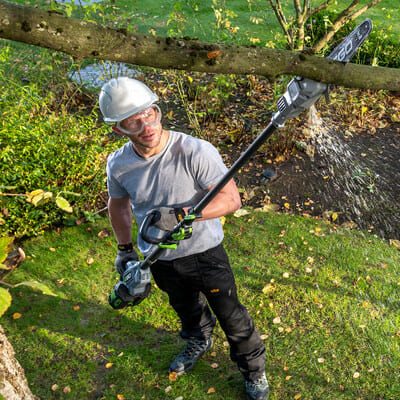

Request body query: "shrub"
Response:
[0, 45, 121, 238]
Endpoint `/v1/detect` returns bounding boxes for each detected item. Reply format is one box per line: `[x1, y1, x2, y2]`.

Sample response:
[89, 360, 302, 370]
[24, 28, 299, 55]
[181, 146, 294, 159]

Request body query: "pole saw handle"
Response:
[139, 210, 163, 245]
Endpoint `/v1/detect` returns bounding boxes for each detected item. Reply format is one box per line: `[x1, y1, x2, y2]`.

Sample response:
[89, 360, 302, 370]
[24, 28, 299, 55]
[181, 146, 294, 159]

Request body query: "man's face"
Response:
[117, 105, 167, 156]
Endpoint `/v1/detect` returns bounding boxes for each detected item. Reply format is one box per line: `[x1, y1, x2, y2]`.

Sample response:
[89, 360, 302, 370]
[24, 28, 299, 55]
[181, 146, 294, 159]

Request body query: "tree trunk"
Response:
[0, 325, 39, 400]
[0, 0, 399, 91]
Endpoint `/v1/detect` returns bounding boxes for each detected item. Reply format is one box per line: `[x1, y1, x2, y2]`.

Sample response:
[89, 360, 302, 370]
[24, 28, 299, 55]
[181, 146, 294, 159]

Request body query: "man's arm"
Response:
[108, 195, 133, 244]
[189, 178, 242, 221]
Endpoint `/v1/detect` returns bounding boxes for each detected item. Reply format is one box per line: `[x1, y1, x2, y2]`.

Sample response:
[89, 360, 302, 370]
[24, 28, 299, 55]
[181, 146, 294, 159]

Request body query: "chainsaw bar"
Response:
[328, 19, 372, 63]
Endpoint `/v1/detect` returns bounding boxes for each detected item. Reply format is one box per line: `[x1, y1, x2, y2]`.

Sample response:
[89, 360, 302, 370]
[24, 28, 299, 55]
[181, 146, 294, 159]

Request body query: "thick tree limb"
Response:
[0, 0, 399, 90]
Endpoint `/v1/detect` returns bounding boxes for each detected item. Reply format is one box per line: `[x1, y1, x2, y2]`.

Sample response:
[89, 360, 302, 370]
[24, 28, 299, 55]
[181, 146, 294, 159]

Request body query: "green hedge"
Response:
[0, 46, 121, 238]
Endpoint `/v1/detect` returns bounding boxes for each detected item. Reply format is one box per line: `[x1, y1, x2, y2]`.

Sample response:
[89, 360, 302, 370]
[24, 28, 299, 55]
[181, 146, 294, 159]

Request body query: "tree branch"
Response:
[0, 0, 398, 91]
[267, 0, 293, 47]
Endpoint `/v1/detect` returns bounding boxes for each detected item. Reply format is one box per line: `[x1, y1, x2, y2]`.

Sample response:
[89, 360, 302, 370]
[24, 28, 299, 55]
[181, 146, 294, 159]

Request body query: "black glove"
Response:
[149, 207, 186, 231]
[115, 243, 139, 276]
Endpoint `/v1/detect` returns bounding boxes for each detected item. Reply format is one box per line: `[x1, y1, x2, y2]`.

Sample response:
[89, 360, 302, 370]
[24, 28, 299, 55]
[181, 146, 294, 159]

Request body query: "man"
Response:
[99, 77, 268, 400]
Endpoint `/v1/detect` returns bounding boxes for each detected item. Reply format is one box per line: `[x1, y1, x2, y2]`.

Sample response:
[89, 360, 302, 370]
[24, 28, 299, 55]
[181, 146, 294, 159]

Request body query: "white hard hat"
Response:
[99, 77, 159, 123]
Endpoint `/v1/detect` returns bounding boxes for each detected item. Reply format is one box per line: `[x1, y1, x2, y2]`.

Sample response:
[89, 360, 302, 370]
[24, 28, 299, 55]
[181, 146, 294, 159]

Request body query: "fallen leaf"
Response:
[13, 313, 22, 319]
[207, 387, 216, 394]
[317, 358, 325, 363]
[105, 363, 113, 369]
[389, 239, 400, 249]
[210, 362, 219, 369]
[284, 203, 290, 210]
[286, 375, 292, 380]
[117, 395, 124, 400]
[262, 284, 275, 295]
[353, 372, 360, 379]
[97, 229, 110, 238]
[361, 106, 368, 116]
[51, 384, 58, 391]
[283, 272, 289, 279]
[169, 371, 178, 382]
[220, 216, 226, 226]
[63, 386, 71, 394]
[273, 317, 281, 324]
[234, 209, 250, 217]
[73, 305, 80, 311]
[49, 248, 56, 252]
[165, 386, 172, 393]
[256, 204, 280, 212]
[341, 221, 358, 229]
[86, 258, 94, 265]
[294, 394, 301, 400]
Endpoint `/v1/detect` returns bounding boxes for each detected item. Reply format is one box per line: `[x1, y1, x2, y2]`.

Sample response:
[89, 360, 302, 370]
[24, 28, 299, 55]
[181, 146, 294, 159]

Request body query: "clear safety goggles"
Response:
[116, 104, 162, 135]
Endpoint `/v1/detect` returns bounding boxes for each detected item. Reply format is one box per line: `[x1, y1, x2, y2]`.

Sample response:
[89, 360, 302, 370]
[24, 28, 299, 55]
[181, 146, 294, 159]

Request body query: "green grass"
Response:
[1, 210, 400, 399]
[112, 0, 400, 45]
[11, 0, 400, 46]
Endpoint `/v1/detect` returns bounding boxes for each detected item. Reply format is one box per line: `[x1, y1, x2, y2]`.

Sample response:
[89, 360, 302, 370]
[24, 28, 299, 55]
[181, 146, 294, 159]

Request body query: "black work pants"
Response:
[150, 243, 266, 381]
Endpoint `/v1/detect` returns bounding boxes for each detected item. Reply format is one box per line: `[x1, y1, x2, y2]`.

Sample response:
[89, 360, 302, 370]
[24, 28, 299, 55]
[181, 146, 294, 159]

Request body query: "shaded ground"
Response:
[239, 124, 400, 240]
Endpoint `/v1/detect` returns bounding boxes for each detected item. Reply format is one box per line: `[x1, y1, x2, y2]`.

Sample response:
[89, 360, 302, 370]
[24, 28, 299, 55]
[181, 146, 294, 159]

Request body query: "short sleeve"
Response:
[106, 157, 129, 198]
[191, 140, 228, 190]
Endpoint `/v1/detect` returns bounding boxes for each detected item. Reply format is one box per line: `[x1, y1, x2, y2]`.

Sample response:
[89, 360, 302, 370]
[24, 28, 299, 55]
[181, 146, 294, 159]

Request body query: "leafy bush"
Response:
[0, 45, 120, 238]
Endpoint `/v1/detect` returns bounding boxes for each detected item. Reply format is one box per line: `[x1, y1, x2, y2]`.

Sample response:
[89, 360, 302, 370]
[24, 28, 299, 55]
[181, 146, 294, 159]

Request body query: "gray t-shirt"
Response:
[106, 131, 228, 260]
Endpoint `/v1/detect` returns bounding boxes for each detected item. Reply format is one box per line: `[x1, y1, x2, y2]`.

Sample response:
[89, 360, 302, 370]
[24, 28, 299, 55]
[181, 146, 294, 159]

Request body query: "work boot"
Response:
[169, 337, 213, 376]
[245, 372, 269, 400]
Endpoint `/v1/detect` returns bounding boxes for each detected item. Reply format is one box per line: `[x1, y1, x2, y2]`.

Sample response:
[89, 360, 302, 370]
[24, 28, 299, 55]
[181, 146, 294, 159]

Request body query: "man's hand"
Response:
[148, 207, 186, 231]
[115, 243, 139, 276]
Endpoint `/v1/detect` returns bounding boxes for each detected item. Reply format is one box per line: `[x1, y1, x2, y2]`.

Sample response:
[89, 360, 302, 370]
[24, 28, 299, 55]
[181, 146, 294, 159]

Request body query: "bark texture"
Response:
[0, 0, 399, 90]
[0, 325, 38, 400]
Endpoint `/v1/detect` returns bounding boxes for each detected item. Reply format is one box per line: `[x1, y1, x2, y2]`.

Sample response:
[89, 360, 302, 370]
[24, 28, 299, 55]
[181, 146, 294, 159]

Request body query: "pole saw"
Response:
[108, 19, 373, 310]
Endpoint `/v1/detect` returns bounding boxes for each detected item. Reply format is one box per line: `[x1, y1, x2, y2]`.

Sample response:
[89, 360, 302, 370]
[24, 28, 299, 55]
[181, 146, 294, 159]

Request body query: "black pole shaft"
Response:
[192, 121, 277, 215]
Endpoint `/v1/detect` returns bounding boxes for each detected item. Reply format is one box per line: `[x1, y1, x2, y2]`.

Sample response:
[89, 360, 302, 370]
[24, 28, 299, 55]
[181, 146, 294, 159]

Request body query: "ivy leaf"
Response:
[0, 287, 12, 317]
[0, 236, 12, 264]
[55, 196, 73, 213]
[26, 189, 53, 206]
[15, 281, 57, 297]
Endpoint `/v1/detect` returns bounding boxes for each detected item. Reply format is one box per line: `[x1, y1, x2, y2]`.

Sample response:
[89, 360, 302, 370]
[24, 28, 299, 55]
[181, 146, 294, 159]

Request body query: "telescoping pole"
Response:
[138, 18, 373, 270]
[191, 121, 277, 216]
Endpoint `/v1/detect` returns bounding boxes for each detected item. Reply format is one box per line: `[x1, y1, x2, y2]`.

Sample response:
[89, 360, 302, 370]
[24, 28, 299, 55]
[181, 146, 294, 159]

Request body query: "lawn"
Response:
[113, 0, 400, 45]
[2, 211, 400, 399]
[11, 0, 400, 46]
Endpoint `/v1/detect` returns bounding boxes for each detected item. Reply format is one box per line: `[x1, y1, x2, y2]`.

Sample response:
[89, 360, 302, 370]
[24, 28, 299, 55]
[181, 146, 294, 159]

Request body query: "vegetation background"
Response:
[1, 0, 400, 399]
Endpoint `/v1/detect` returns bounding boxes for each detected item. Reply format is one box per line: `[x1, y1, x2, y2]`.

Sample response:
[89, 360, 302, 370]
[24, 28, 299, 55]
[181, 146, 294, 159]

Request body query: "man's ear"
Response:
[112, 126, 125, 136]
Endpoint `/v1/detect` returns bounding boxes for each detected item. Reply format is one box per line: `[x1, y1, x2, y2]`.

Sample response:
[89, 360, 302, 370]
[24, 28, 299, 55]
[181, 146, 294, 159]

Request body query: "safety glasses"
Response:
[116, 104, 162, 135]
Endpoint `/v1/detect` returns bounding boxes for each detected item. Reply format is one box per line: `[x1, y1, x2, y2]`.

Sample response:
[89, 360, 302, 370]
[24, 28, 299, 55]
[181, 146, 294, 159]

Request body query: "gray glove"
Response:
[115, 243, 139, 276]
[149, 207, 186, 231]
